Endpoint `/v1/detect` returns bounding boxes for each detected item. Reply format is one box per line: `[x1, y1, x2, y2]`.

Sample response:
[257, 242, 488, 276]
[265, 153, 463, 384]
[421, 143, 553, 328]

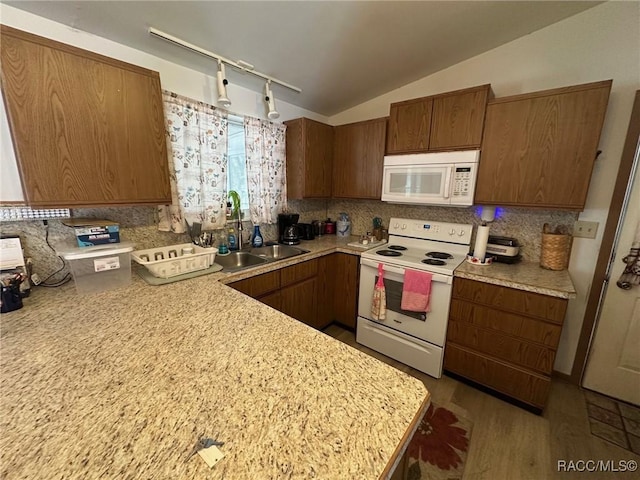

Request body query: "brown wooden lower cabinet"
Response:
[227, 252, 360, 331]
[444, 343, 551, 409]
[444, 277, 567, 411]
[280, 277, 318, 327]
[331, 253, 359, 329]
[258, 290, 281, 310]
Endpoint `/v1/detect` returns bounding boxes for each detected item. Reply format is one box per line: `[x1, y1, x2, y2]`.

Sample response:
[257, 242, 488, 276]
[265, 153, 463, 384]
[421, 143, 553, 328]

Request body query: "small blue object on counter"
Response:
[252, 225, 263, 247]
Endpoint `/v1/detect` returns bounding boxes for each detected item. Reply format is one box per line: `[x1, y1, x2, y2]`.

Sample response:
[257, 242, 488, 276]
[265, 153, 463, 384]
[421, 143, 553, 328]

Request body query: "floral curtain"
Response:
[244, 117, 287, 224]
[158, 91, 228, 233]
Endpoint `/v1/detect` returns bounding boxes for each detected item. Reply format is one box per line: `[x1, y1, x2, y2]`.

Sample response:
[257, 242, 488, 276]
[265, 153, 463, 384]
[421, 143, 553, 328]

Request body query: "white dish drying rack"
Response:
[131, 243, 216, 279]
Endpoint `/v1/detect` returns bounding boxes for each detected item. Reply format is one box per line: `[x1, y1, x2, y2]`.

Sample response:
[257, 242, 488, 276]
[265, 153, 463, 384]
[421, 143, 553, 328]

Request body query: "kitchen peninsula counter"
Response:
[1, 260, 429, 479]
[454, 260, 577, 299]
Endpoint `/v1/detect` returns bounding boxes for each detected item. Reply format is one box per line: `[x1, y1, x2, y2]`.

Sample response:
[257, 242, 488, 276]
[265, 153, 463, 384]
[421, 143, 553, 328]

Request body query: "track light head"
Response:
[264, 81, 279, 120]
[216, 61, 231, 108]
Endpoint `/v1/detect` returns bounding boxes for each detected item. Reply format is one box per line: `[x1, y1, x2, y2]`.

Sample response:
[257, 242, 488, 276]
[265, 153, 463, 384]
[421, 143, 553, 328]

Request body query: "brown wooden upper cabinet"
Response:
[475, 80, 612, 210]
[0, 25, 171, 207]
[332, 117, 387, 199]
[284, 117, 334, 199]
[386, 84, 492, 154]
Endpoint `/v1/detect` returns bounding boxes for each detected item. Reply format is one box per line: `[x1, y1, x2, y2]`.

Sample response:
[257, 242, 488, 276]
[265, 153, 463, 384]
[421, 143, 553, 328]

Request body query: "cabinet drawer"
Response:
[449, 299, 562, 347]
[453, 278, 567, 324]
[444, 343, 551, 408]
[230, 270, 280, 298]
[447, 319, 556, 374]
[281, 259, 318, 287]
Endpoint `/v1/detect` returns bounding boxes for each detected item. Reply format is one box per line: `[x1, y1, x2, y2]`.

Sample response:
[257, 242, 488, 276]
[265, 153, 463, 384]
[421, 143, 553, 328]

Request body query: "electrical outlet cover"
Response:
[574, 220, 599, 239]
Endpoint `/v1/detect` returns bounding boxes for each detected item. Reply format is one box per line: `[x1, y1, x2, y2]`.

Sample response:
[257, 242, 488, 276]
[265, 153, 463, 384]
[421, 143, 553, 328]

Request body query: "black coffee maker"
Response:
[278, 213, 300, 245]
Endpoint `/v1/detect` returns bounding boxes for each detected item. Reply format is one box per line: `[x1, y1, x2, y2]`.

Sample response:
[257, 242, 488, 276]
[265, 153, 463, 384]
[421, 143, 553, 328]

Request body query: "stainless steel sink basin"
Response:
[215, 251, 268, 272]
[216, 245, 310, 272]
[251, 244, 309, 260]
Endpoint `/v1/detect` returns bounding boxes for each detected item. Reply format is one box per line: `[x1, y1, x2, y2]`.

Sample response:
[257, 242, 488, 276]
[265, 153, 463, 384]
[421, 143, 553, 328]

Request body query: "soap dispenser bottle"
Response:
[228, 225, 237, 251]
[252, 225, 264, 247]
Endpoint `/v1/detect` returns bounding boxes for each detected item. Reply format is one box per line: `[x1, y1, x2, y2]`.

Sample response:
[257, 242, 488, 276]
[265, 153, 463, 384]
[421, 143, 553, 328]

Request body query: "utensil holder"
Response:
[1, 284, 23, 313]
[540, 232, 572, 270]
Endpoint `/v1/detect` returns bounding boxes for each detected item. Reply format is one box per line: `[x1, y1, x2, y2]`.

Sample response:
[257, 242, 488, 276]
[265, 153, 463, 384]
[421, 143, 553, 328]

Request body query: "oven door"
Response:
[358, 257, 453, 347]
[381, 164, 453, 205]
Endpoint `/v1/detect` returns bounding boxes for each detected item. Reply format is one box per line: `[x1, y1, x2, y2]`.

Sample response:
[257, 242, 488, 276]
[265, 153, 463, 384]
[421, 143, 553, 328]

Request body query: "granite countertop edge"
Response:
[454, 260, 577, 299]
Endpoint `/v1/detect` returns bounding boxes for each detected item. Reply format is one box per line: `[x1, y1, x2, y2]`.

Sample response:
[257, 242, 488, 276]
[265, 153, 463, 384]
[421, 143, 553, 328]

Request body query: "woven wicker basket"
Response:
[540, 231, 572, 270]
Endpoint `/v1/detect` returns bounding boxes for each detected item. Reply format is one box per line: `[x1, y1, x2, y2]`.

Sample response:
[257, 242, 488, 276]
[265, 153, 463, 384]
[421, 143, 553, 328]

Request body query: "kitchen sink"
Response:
[250, 244, 309, 260]
[215, 251, 268, 272]
[215, 245, 310, 272]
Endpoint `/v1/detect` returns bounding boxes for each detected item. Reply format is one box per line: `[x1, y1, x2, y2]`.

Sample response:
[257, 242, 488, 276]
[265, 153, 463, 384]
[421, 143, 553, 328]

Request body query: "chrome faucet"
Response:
[237, 216, 245, 250]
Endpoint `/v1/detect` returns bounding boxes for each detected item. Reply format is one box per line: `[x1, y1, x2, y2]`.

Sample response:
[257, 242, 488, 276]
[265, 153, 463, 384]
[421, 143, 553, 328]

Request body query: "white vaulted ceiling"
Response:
[5, 1, 602, 116]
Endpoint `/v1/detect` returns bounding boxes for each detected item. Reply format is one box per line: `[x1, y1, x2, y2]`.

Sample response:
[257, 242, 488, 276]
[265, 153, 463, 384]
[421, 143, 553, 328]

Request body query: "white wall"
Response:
[0, 5, 328, 124]
[330, 1, 640, 375]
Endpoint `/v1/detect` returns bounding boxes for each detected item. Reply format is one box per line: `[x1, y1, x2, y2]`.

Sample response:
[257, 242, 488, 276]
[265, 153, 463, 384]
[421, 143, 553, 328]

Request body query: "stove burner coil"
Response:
[376, 250, 402, 257]
[426, 251, 453, 259]
[388, 245, 407, 251]
[422, 258, 446, 266]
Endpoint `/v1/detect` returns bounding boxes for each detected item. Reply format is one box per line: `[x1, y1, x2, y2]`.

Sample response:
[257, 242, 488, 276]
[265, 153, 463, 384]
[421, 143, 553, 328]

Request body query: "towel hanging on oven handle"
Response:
[371, 263, 387, 320]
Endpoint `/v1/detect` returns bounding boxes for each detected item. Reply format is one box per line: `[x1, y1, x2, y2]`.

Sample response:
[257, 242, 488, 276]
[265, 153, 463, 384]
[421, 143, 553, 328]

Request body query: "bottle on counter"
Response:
[252, 225, 264, 247]
[228, 225, 237, 251]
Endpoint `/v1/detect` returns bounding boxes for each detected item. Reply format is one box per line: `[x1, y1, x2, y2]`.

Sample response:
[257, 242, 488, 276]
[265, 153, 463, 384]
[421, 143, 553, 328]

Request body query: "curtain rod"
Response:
[148, 27, 302, 93]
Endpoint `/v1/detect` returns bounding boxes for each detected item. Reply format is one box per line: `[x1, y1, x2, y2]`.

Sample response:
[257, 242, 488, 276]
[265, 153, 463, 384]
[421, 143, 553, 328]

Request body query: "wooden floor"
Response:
[323, 324, 640, 480]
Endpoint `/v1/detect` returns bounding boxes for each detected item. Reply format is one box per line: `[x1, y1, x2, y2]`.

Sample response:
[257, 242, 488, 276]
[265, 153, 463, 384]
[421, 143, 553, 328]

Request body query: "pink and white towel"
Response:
[401, 269, 433, 313]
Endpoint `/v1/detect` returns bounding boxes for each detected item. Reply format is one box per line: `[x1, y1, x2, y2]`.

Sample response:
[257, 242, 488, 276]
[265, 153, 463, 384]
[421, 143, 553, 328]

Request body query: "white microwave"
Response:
[381, 150, 480, 206]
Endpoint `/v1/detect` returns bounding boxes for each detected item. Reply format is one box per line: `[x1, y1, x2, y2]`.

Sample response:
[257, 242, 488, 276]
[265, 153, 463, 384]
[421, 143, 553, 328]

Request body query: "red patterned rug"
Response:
[404, 403, 473, 480]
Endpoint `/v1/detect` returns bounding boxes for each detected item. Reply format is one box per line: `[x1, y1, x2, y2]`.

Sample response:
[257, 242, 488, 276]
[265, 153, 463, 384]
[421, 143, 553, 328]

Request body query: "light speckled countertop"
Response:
[0, 236, 429, 480]
[454, 260, 576, 299]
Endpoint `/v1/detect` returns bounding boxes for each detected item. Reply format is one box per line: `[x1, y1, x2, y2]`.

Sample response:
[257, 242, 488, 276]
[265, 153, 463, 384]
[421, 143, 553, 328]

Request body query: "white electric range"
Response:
[357, 217, 472, 378]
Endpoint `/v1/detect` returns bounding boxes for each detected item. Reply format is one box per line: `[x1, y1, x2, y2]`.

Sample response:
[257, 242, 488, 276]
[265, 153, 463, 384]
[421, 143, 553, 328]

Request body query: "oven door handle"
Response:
[360, 258, 452, 284]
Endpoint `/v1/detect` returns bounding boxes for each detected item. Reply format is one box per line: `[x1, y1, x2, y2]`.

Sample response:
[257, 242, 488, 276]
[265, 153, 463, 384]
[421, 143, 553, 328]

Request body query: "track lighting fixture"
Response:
[264, 81, 279, 120]
[216, 60, 231, 108]
[149, 28, 302, 115]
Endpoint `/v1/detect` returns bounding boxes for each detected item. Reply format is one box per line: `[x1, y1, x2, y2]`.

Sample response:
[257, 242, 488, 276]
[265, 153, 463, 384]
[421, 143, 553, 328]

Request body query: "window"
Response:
[227, 115, 249, 214]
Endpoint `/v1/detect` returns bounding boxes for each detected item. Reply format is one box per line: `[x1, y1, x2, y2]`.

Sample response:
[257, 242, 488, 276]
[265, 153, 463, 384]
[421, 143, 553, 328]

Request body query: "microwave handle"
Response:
[443, 166, 453, 199]
[360, 257, 453, 284]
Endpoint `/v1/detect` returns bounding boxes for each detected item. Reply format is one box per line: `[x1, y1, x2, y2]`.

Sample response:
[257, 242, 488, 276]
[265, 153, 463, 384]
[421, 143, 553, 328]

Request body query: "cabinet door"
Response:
[0, 26, 170, 207]
[475, 80, 611, 209]
[386, 98, 432, 154]
[429, 85, 490, 151]
[316, 254, 335, 329]
[258, 291, 281, 310]
[285, 118, 333, 199]
[280, 277, 318, 328]
[332, 253, 359, 329]
[333, 118, 387, 199]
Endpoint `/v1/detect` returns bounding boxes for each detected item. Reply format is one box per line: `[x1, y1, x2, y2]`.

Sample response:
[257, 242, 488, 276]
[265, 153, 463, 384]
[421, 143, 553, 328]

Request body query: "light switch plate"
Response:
[574, 220, 599, 239]
[198, 445, 225, 468]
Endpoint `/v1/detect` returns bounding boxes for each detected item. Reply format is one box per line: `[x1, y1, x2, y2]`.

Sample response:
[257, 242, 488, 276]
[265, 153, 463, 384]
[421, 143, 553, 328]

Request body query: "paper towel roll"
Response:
[473, 225, 490, 261]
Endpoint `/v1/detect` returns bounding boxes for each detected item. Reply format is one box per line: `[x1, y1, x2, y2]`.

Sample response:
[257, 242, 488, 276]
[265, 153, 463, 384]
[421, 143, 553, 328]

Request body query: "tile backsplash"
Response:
[1, 200, 577, 280]
[282, 198, 578, 262]
[0, 206, 189, 278]
[327, 199, 578, 261]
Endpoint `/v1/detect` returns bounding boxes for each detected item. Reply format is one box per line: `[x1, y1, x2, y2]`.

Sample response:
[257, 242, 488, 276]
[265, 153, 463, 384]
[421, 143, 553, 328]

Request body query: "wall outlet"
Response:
[574, 220, 599, 239]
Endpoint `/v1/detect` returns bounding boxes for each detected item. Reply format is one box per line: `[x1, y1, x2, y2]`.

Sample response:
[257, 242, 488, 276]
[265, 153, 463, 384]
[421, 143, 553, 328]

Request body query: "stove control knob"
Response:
[458, 229, 465, 236]
[401, 224, 407, 230]
[449, 229, 456, 236]
[393, 222, 399, 229]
